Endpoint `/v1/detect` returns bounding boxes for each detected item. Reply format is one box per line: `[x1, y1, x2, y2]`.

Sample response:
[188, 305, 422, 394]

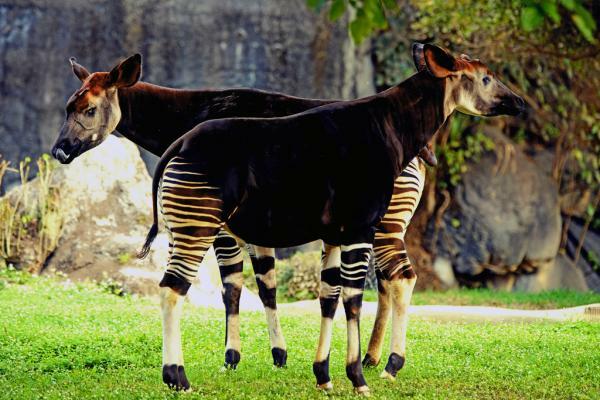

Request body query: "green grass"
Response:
[0, 272, 599, 399]
[362, 288, 600, 309]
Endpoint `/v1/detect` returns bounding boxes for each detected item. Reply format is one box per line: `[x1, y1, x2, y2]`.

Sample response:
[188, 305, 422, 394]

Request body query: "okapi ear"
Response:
[423, 44, 457, 78]
[69, 57, 90, 82]
[412, 43, 427, 72]
[108, 53, 142, 88]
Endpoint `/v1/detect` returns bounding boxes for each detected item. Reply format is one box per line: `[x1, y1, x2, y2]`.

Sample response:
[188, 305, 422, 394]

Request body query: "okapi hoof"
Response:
[354, 385, 371, 397]
[383, 352, 405, 378]
[379, 370, 396, 382]
[316, 381, 333, 392]
[223, 349, 241, 370]
[313, 357, 331, 388]
[162, 364, 191, 391]
[362, 353, 380, 368]
[271, 347, 287, 368]
[346, 361, 367, 391]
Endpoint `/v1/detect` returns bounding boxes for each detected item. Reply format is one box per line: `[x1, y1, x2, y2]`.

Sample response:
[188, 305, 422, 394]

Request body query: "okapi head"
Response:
[51, 54, 142, 164]
[412, 43, 524, 117]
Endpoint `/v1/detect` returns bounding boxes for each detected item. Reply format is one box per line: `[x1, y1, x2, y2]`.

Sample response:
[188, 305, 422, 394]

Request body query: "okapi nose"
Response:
[54, 148, 70, 163]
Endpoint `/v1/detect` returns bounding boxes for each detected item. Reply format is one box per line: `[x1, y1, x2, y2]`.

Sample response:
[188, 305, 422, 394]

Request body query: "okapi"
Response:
[139, 43, 524, 394]
[50, 52, 436, 386]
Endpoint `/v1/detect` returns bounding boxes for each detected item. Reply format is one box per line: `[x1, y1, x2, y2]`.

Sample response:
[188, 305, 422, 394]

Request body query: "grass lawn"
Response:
[362, 288, 600, 309]
[0, 272, 599, 399]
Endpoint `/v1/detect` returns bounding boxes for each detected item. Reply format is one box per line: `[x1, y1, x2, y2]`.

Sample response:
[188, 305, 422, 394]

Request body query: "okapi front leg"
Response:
[373, 235, 417, 380]
[341, 242, 372, 395]
[214, 230, 244, 369]
[248, 245, 287, 367]
[158, 157, 225, 389]
[313, 243, 341, 391]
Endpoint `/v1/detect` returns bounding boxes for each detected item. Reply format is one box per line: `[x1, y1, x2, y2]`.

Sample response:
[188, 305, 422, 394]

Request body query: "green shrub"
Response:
[0, 154, 63, 274]
[276, 251, 322, 301]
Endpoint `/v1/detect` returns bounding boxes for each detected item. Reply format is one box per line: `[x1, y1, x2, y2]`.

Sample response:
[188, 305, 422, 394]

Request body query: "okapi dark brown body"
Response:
[160, 74, 444, 249]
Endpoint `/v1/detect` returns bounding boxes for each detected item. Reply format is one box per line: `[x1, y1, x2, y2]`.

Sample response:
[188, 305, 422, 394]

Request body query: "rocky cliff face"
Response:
[0, 0, 373, 186]
[430, 128, 588, 292]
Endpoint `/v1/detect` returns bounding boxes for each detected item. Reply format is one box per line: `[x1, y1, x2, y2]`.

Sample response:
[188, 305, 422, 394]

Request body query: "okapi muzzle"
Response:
[52, 128, 83, 164]
[51, 54, 142, 164]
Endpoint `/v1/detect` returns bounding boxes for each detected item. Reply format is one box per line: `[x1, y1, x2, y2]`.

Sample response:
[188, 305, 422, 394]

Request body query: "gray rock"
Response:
[39, 135, 264, 306]
[0, 0, 373, 187]
[431, 127, 567, 290]
[513, 254, 588, 292]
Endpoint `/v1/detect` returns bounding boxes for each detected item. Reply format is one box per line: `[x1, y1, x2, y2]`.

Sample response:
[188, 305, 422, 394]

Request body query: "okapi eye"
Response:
[482, 76, 491, 86]
[86, 108, 96, 117]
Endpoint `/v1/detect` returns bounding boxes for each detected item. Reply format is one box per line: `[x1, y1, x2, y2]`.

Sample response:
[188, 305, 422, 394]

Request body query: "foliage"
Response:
[307, 0, 399, 43]
[520, 0, 597, 42]
[307, 0, 597, 44]
[1, 277, 599, 399]
[0, 154, 63, 273]
[276, 251, 322, 301]
[436, 115, 495, 189]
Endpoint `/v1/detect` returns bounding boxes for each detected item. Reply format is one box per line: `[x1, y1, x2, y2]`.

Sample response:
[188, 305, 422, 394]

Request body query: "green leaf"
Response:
[349, 14, 370, 43]
[572, 14, 596, 43]
[540, 0, 561, 24]
[573, 4, 597, 31]
[381, 0, 399, 12]
[306, 0, 326, 10]
[521, 6, 544, 31]
[559, 0, 575, 11]
[329, 0, 346, 21]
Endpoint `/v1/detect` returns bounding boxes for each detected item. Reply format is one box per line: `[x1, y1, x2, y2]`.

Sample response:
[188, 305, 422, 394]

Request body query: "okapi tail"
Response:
[137, 139, 184, 259]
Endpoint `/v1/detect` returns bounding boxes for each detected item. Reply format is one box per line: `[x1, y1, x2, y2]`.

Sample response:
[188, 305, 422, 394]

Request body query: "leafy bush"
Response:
[0, 154, 63, 273]
[276, 251, 322, 301]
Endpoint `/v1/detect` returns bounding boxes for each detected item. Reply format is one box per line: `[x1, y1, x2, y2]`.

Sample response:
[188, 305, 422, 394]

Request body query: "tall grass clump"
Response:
[0, 154, 63, 273]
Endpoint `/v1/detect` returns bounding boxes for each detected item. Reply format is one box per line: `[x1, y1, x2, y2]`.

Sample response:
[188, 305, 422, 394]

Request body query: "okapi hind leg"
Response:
[372, 235, 418, 381]
[369, 157, 425, 380]
[362, 269, 392, 368]
[248, 245, 287, 367]
[313, 243, 341, 391]
[158, 156, 225, 390]
[161, 287, 190, 391]
[214, 230, 245, 369]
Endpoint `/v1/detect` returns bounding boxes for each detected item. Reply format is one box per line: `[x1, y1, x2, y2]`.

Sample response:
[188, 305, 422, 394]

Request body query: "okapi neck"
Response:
[381, 71, 447, 169]
[115, 82, 207, 156]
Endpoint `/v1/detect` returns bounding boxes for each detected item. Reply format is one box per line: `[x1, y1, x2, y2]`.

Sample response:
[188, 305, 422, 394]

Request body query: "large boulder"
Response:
[38, 136, 261, 309]
[430, 127, 588, 291]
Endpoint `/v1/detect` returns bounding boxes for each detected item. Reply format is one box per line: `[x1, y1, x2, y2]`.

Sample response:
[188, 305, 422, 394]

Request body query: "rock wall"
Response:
[0, 0, 373, 186]
[430, 127, 589, 292]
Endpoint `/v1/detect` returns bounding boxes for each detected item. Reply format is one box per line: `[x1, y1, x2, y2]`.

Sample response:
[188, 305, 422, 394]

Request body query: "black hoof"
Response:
[272, 347, 287, 367]
[362, 353, 379, 368]
[224, 349, 241, 370]
[346, 360, 367, 388]
[162, 364, 190, 391]
[384, 352, 406, 377]
[313, 356, 331, 386]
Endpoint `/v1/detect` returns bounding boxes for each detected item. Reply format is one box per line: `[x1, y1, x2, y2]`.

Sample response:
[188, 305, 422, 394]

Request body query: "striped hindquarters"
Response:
[160, 156, 224, 286]
[373, 157, 426, 280]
